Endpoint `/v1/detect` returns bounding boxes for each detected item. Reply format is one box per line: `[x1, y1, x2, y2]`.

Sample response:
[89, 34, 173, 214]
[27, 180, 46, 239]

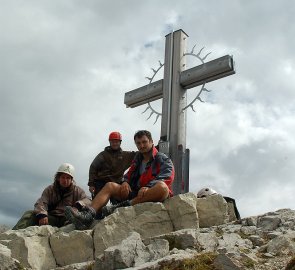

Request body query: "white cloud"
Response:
[0, 0, 294, 226]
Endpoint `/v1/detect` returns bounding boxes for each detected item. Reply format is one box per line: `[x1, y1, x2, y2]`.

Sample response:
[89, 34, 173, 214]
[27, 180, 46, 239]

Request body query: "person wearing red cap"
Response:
[88, 132, 135, 204]
[66, 130, 174, 230]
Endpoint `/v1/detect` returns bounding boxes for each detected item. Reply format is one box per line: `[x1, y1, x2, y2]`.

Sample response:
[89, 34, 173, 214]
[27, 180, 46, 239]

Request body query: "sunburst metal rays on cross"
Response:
[142, 45, 213, 124]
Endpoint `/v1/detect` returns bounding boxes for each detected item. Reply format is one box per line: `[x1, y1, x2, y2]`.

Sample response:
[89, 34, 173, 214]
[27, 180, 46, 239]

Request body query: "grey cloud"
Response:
[1, 0, 294, 226]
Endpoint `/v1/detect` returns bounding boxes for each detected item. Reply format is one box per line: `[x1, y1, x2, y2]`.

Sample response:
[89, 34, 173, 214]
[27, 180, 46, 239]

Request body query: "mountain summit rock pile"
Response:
[0, 193, 294, 270]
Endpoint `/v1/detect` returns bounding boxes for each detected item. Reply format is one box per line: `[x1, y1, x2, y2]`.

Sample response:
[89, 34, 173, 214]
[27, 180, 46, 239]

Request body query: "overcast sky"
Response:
[1, 0, 294, 227]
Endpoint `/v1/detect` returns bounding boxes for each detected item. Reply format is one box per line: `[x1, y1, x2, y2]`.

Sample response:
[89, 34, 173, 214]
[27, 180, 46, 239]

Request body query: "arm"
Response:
[34, 186, 52, 225]
[146, 153, 174, 188]
[122, 158, 137, 184]
[74, 186, 92, 209]
[34, 186, 51, 216]
[122, 153, 142, 192]
[88, 153, 105, 186]
[113, 158, 137, 199]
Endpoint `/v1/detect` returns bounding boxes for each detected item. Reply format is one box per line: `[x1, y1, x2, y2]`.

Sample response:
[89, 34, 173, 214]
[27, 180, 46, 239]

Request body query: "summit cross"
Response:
[124, 29, 235, 195]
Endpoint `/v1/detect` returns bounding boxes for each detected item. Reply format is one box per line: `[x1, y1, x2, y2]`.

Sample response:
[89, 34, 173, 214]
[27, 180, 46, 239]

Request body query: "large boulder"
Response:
[217, 233, 253, 253]
[0, 243, 23, 270]
[0, 226, 58, 270]
[50, 230, 94, 266]
[144, 229, 199, 250]
[266, 234, 295, 255]
[257, 215, 281, 231]
[95, 232, 169, 270]
[93, 202, 173, 257]
[197, 194, 229, 227]
[196, 231, 219, 252]
[164, 193, 199, 230]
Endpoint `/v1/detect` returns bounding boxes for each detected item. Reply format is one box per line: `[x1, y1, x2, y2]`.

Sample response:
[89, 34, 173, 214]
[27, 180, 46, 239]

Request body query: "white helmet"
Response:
[197, 187, 218, 198]
[57, 163, 75, 178]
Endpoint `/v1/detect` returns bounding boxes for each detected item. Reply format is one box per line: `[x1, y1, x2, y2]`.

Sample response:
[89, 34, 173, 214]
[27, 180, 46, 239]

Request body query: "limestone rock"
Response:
[50, 230, 93, 266]
[240, 225, 257, 236]
[266, 234, 295, 255]
[0, 243, 24, 270]
[0, 226, 57, 270]
[163, 193, 199, 230]
[94, 232, 169, 270]
[248, 235, 265, 246]
[196, 232, 219, 252]
[133, 202, 174, 239]
[1, 202, 295, 270]
[257, 215, 281, 231]
[93, 202, 173, 257]
[242, 216, 257, 226]
[145, 238, 169, 261]
[144, 229, 198, 250]
[266, 231, 283, 239]
[217, 233, 253, 253]
[223, 224, 242, 234]
[123, 249, 198, 270]
[49, 261, 95, 270]
[197, 194, 229, 228]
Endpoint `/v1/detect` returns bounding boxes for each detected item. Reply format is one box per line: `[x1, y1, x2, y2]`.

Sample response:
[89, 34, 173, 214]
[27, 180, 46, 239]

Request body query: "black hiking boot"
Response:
[65, 206, 96, 230]
[65, 206, 86, 230]
[101, 200, 131, 217]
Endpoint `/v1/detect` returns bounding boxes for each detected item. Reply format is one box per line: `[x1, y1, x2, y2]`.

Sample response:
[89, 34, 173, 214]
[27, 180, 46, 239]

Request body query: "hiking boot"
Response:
[95, 210, 105, 220]
[65, 206, 86, 230]
[65, 206, 95, 230]
[101, 200, 131, 217]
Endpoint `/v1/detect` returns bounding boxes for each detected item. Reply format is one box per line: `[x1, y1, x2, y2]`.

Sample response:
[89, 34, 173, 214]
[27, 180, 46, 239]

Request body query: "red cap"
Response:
[109, 131, 122, 141]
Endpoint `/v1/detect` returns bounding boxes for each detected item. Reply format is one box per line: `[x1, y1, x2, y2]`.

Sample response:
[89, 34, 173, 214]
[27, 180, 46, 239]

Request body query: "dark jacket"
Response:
[34, 181, 90, 217]
[88, 146, 135, 186]
[124, 146, 174, 196]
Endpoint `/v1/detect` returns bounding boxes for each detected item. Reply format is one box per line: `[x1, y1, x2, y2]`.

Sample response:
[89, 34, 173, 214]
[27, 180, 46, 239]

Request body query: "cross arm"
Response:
[180, 55, 235, 89]
[124, 55, 235, 108]
[124, 79, 163, 108]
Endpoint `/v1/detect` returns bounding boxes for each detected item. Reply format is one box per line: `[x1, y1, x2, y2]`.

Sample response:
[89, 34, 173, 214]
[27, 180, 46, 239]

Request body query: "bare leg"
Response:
[131, 181, 169, 205]
[91, 182, 127, 212]
[65, 182, 130, 229]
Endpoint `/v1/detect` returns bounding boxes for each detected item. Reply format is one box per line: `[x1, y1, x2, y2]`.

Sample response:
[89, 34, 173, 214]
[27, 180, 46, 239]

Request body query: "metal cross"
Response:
[124, 29, 235, 195]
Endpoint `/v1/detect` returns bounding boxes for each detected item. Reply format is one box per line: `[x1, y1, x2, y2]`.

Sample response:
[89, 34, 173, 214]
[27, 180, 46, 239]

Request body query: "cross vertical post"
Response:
[159, 30, 188, 195]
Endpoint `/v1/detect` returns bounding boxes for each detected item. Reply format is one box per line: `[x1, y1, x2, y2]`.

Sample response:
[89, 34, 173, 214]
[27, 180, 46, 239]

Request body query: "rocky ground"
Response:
[0, 193, 295, 270]
[0, 225, 10, 234]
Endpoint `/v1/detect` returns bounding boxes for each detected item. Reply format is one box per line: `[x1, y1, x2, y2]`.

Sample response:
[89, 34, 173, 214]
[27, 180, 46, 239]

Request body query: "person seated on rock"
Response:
[13, 163, 91, 230]
[65, 130, 175, 230]
[88, 131, 135, 200]
[197, 187, 241, 220]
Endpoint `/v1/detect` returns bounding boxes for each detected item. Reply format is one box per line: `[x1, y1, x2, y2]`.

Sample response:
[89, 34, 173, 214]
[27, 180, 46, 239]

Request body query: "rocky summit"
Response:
[1, 193, 295, 270]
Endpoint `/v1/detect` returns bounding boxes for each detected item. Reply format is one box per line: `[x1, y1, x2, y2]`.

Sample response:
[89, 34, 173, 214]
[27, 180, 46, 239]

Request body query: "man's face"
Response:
[109, 139, 121, 150]
[58, 173, 72, 188]
[135, 135, 153, 154]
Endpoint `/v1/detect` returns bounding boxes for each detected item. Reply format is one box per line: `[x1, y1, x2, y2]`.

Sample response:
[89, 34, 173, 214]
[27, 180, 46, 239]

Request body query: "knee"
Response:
[102, 182, 119, 193]
[155, 181, 169, 197]
[156, 181, 168, 190]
